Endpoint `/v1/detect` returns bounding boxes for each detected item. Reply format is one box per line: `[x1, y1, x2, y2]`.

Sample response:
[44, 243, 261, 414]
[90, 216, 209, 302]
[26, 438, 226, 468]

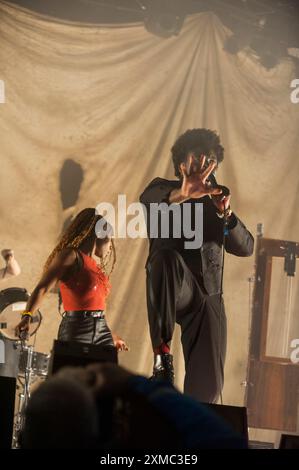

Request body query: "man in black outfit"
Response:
[139, 128, 254, 403]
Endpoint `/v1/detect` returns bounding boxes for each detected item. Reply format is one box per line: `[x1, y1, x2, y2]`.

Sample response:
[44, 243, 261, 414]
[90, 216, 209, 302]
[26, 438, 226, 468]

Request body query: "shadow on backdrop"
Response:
[59, 159, 84, 235]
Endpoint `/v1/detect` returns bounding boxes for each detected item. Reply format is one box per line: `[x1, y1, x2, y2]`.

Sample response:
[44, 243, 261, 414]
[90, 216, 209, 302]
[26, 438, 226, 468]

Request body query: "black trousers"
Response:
[57, 311, 114, 347]
[146, 249, 227, 404]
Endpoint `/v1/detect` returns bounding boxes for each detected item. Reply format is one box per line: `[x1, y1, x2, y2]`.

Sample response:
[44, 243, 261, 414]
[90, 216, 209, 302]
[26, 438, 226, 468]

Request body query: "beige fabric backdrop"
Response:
[1, 0, 299, 431]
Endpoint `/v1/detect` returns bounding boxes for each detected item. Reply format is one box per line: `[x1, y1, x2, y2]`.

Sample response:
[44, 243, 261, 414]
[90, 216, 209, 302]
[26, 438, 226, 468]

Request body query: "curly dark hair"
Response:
[171, 128, 224, 178]
[44, 208, 116, 276]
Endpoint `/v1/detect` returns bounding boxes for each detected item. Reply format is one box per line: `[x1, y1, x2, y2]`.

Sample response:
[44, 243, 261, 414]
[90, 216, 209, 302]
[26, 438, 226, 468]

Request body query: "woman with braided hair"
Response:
[15, 208, 128, 352]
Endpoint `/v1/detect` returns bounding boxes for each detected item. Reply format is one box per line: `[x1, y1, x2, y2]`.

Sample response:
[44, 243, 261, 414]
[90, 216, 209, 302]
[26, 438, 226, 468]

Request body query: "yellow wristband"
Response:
[21, 311, 33, 317]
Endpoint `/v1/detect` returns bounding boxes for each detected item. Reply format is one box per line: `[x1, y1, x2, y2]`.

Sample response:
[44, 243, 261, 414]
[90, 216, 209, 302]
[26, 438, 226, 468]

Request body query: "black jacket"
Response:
[139, 177, 254, 296]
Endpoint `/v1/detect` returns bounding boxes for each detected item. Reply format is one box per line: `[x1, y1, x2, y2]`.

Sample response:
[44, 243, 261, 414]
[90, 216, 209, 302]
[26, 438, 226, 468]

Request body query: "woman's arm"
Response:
[111, 333, 129, 352]
[15, 249, 77, 338]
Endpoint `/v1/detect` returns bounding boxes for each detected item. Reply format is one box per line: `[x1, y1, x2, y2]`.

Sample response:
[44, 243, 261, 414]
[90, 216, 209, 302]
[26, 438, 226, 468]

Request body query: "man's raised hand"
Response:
[179, 154, 222, 200]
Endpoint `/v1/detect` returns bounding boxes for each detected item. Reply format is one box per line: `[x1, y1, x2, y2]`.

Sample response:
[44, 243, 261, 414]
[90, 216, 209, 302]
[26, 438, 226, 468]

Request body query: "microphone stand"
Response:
[208, 172, 231, 405]
[13, 335, 33, 448]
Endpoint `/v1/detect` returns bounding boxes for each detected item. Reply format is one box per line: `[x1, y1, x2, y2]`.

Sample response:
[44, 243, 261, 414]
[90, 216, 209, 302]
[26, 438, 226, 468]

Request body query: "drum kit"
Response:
[0, 287, 50, 447]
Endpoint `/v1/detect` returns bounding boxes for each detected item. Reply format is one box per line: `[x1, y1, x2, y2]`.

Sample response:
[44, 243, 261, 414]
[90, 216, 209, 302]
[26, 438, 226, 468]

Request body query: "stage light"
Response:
[223, 16, 289, 70]
[143, 0, 187, 38]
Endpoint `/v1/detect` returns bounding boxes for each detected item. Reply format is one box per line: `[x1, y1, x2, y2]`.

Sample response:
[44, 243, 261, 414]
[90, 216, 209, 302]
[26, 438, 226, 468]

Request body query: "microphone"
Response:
[200, 155, 230, 197]
[207, 172, 230, 197]
[202, 158, 231, 233]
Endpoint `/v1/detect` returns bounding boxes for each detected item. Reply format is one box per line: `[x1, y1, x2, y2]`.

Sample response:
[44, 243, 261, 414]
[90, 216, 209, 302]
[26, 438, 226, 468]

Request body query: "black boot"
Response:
[151, 353, 174, 385]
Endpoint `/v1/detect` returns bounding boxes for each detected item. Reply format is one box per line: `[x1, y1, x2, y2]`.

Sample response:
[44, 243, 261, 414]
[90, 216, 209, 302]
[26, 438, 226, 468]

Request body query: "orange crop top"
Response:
[59, 251, 111, 311]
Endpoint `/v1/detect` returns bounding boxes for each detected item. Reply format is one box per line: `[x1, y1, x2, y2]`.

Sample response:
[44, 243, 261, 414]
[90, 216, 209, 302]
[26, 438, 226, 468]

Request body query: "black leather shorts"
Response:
[57, 310, 114, 347]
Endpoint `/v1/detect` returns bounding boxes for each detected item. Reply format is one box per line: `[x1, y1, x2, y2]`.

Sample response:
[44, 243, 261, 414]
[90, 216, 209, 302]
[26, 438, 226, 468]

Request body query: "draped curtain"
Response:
[1, 0, 298, 419]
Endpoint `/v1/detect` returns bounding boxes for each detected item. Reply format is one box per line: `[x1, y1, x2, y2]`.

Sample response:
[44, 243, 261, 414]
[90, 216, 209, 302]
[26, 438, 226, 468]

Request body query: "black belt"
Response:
[63, 310, 105, 319]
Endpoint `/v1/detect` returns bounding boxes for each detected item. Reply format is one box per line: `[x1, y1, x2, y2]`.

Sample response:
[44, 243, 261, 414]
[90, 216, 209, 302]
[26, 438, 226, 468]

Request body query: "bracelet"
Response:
[21, 311, 33, 318]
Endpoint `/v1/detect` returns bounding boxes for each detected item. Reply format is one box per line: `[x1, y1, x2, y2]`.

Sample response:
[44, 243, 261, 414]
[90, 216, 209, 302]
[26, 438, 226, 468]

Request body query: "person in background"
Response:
[20, 363, 247, 449]
[0, 249, 21, 281]
[15, 208, 128, 352]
